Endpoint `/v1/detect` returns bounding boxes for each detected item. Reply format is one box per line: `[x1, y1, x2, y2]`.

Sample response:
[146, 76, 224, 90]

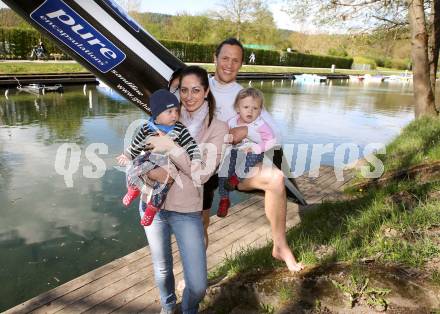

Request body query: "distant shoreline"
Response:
[0, 60, 410, 76]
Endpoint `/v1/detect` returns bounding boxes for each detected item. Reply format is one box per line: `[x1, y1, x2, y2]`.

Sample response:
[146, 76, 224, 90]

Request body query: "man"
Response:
[204, 38, 303, 272]
[249, 51, 256, 64]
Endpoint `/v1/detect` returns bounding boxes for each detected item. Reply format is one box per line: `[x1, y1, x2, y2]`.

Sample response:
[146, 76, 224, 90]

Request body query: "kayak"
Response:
[4, 0, 307, 205]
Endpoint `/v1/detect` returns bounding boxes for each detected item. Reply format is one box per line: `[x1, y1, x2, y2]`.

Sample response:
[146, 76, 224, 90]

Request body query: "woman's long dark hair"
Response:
[179, 65, 216, 126]
[167, 67, 184, 90]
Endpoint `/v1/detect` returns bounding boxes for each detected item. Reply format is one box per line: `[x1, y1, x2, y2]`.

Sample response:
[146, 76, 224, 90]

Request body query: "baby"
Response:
[217, 87, 276, 217]
[117, 89, 200, 226]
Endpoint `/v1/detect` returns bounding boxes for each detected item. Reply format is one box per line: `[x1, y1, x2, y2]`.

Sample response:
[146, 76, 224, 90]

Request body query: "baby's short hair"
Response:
[233, 87, 264, 110]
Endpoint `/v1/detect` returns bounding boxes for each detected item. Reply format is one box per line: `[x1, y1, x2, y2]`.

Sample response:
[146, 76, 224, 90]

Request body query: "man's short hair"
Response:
[215, 38, 244, 63]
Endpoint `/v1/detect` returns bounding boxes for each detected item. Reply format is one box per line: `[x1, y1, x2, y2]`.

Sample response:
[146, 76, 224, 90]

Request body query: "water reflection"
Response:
[259, 80, 414, 169]
[0, 81, 415, 311]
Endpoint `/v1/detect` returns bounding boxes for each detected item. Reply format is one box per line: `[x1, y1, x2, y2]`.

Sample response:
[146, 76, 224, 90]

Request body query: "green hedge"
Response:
[161, 40, 217, 63]
[281, 51, 353, 68]
[162, 39, 353, 69]
[374, 56, 411, 70]
[0, 28, 354, 68]
[354, 56, 377, 70]
[0, 27, 67, 59]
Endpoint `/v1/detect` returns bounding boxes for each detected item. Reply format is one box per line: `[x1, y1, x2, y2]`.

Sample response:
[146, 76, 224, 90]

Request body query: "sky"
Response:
[0, 0, 305, 32]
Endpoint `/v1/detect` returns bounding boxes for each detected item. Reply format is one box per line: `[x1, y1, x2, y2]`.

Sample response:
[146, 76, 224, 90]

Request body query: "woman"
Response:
[141, 66, 228, 314]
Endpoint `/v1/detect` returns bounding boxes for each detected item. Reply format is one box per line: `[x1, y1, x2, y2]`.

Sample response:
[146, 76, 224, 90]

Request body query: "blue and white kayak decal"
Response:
[31, 0, 126, 73]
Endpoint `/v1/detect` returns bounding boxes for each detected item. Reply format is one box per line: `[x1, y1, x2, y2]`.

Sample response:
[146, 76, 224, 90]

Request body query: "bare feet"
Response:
[272, 245, 304, 272]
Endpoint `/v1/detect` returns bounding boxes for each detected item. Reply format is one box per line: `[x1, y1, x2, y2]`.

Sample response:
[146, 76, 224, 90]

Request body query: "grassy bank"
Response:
[0, 61, 86, 74]
[197, 63, 408, 76]
[0, 60, 408, 76]
[206, 117, 440, 312]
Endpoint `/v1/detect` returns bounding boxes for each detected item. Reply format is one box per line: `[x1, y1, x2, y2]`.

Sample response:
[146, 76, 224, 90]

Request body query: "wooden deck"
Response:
[5, 166, 354, 314]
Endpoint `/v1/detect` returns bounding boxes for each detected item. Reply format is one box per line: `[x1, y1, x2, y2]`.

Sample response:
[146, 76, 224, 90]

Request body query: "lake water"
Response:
[0, 80, 414, 310]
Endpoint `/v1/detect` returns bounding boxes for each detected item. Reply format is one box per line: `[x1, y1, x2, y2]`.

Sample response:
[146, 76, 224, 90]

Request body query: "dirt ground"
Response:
[201, 262, 440, 314]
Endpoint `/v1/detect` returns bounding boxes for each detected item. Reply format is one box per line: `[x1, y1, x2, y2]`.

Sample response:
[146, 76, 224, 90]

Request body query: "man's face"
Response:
[214, 44, 242, 84]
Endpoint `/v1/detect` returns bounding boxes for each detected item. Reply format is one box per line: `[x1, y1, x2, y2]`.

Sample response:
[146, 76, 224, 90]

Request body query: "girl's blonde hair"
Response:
[233, 87, 264, 110]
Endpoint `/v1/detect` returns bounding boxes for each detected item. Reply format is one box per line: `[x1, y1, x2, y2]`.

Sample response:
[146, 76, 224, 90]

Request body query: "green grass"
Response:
[277, 283, 295, 304]
[0, 60, 411, 76]
[380, 116, 440, 172]
[209, 117, 440, 281]
[193, 63, 409, 75]
[210, 183, 440, 280]
[432, 271, 440, 286]
[0, 61, 87, 74]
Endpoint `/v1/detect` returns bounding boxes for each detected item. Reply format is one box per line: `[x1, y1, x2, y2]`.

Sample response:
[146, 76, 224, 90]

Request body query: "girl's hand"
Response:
[146, 133, 176, 154]
[116, 154, 130, 166]
[229, 126, 247, 144]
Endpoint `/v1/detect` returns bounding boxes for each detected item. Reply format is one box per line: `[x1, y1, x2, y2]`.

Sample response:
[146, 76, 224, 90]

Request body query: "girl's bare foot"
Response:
[272, 245, 304, 272]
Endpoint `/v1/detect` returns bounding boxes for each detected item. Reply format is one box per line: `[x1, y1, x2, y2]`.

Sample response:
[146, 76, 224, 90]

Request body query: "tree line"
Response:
[1, 0, 438, 118]
[0, 6, 411, 64]
[284, 0, 439, 119]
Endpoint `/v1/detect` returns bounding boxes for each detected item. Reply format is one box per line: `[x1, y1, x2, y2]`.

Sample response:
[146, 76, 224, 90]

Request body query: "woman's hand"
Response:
[146, 133, 176, 154]
[116, 154, 130, 166]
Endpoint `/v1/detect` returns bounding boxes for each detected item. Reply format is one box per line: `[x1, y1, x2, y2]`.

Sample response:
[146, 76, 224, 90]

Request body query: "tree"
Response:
[284, 0, 440, 118]
[244, 0, 281, 45]
[115, 0, 141, 13]
[213, 0, 257, 40]
[168, 13, 212, 42]
[0, 8, 30, 28]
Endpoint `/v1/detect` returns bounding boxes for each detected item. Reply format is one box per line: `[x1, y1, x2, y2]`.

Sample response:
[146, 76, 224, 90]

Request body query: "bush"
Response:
[281, 51, 353, 68]
[0, 27, 354, 69]
[0, 27, 67, 59]
[353, 56, 377, 70]
[373, 57, 385, 67]
[247, 48, 281, 66]
[161, 39, 217, 63]
[372, 57, 411, 70]
[390, 58, 410, 70]
[328, 47, 349, 57]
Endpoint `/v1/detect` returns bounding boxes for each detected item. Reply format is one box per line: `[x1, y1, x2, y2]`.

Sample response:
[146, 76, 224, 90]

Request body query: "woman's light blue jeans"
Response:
[140, 202, 207, 314]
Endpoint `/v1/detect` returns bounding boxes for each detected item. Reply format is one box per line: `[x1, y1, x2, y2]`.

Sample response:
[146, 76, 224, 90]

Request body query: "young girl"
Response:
[217, 87, 276, 217]
[117, 89, 200, 226]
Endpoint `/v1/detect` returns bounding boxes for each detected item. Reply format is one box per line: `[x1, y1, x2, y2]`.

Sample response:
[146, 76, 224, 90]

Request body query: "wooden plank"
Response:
[301, 167, 350, 204]
[54, 255, 155, 313]
[296, 167, 336, 199]
[5, 249, 149, 314]
[65, 200, 265, 313]
[35, 262, 150, 313]
[206, 205, 300, 269]
[6, 165, 354, 314]
[99, 200, 269, 313]
[205, 205, 270, 262]
[304, 165, 334, 182]
[92, 201, 269, 313]
[67, 198, 288, 313]
[133, 202, 301, 314]
[308, 169, 354, 203]
[85, 253, 183, 314]
[207, 196, 262, 231]
[99, 262, 184, 313]
[6, 197, 262, 314]
[64, 198, 264, 313]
